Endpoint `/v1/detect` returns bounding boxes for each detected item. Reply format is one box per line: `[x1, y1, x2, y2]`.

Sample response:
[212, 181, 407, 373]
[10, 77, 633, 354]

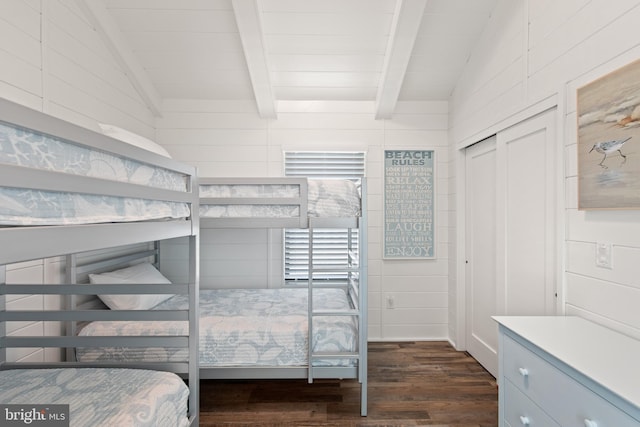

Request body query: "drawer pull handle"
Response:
[519, 415, 531, 426]
[518, 367, 529, 377]
[584, 420, 598, 427]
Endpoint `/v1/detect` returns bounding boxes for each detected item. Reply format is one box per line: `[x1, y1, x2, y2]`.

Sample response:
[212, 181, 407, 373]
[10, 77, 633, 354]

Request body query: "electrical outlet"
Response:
[595, 242, 612, 269]
[386, 295, 395, 309]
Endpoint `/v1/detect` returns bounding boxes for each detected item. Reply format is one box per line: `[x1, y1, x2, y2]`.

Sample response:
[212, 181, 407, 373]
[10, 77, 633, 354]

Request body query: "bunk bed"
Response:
[74, 176, 369, 416]
[199, 176, 369, 416]
[0, 97, 199, 426]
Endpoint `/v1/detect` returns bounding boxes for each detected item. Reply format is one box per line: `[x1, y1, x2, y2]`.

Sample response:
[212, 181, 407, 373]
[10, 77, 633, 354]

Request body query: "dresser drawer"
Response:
[551, 377, 639, 427]
[503, 334, 639, 427]
[504, 379, 560, 427]
[503, 334, 563, 406]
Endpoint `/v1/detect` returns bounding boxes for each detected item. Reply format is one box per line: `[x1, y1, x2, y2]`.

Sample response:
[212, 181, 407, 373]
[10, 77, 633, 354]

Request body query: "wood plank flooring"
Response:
[200, 341, 498, 426]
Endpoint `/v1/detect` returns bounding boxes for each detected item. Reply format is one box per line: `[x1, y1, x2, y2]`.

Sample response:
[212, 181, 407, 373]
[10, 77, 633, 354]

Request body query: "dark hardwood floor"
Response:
[199, 341, 498, 426]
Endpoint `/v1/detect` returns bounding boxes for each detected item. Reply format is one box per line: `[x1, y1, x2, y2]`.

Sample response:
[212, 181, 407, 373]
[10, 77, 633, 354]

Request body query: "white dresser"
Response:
[494, 316, 640, 427]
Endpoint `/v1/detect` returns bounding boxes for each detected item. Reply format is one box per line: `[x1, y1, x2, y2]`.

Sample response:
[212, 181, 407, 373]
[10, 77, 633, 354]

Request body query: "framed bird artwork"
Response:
[577, 57, 640, 209]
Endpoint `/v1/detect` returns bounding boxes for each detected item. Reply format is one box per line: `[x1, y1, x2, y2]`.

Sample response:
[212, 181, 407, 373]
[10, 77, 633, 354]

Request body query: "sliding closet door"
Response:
[500, 111, 557, 317]
[465, 109, 558, 377]
[465, 137, 498, 376]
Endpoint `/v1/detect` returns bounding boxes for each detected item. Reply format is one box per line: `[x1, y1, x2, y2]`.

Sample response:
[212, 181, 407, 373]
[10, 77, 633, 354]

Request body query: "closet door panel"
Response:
[465, 137, 499, 376]
[500, 111, 557, 316]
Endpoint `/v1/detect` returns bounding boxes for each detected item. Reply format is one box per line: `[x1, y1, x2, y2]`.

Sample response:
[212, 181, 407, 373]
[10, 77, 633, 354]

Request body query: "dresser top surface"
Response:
[494, 316, 640, 410]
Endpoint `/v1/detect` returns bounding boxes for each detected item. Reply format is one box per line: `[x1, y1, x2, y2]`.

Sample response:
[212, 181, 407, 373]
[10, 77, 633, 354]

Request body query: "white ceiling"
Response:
[91, 0, 497, 118]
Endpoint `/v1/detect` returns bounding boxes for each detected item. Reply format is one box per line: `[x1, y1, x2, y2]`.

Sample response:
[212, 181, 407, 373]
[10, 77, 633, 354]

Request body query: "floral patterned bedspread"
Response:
[0, 368, 189, 427]
[0, 122, 190, 225]
[77, 288, 358, 367]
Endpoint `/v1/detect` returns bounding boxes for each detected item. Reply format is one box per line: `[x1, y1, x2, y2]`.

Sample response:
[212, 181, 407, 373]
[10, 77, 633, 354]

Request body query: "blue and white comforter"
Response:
[0, 122, 190, 225]
[77, 288, 357, 367]
[0, 368, 189, 427]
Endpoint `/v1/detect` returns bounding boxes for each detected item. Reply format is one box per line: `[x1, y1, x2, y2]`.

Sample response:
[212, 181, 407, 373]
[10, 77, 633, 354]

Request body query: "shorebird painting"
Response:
[589, 136, 632, 168]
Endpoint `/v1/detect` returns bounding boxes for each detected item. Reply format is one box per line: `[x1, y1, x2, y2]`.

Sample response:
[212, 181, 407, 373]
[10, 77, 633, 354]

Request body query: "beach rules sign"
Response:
[383, 150, 435, 259]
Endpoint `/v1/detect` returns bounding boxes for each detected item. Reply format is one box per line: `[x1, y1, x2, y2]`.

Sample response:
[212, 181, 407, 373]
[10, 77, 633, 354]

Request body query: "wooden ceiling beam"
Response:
[375, 0, 427, 120]
[232, 0, 277, 119]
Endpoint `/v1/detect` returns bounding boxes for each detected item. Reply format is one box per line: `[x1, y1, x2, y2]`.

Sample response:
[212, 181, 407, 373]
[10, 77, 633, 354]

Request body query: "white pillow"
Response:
[98, 123, 171, 158]
[89, 263, 174, 310]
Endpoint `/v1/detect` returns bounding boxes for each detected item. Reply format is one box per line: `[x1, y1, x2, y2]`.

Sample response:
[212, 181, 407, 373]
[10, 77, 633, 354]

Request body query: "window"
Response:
[284, 151, 365, 283]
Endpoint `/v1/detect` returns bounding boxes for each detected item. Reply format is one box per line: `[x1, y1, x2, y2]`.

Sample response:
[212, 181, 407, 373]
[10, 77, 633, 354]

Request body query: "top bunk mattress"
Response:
[0, 368, 189, 427]
[0, 121, 191, 226]
[199, 178, 361, 219]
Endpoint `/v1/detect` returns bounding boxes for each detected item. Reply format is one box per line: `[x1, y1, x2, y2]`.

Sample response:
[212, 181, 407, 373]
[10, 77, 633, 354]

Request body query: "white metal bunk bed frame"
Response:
[199, 176, 369, 416]
[0, 98, 200, 425]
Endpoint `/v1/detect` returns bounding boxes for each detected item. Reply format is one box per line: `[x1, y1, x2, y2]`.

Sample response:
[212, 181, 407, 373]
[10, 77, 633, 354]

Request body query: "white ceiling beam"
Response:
[232, 0, 277, 119]
[375, 0, 427, 120]
[75, 0, 163, 117]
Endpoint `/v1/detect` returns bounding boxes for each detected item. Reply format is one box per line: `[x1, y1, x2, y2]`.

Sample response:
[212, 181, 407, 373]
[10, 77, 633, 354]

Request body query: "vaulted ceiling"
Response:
[79, 0, 497, 118]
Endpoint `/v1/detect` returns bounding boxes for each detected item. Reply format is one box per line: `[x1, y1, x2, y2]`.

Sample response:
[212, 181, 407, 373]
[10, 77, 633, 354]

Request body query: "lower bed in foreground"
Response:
[0, 368, 190, 427]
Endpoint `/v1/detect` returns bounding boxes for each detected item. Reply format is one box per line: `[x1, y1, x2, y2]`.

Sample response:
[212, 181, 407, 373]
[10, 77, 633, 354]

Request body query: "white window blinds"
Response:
[284, 151, 365, 282]
[284, 151, 365, 179]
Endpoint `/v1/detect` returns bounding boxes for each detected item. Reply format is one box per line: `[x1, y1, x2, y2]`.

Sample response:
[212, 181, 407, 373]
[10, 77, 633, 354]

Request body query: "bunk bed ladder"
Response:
[304, 179, 367, 416]
[307, 226, 365, 404]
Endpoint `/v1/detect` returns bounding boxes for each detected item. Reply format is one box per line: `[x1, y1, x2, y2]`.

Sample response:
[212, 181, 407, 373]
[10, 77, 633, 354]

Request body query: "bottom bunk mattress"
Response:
[76, 288, 357, 367]
[0, 368, 189, 427]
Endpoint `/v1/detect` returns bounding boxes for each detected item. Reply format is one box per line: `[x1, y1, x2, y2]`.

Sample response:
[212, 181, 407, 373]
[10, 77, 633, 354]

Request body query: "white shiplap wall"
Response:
[158, 99, 450, 341]
[1, 0, 155, 136]
[450, 0, 640, 340]
[0, 0, 157, 362]
[0, 0, 43, 111]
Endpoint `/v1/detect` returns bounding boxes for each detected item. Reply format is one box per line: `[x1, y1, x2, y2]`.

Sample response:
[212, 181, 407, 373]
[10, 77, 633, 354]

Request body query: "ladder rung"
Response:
[309, 284, 348, 289]
[311, 352, 359, 359]
[311, 266, 359, 272]
[312, 309, 359, 316]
